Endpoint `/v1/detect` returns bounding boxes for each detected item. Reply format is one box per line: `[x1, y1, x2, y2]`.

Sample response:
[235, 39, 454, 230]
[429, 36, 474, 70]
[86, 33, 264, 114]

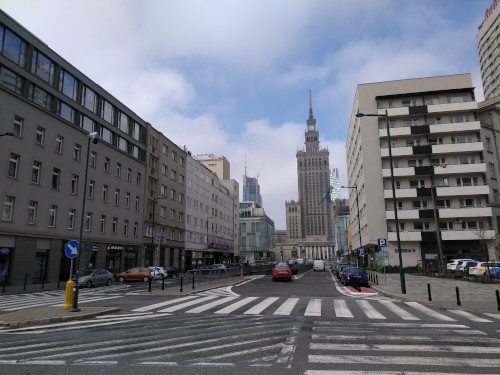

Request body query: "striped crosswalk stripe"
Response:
[357, 300, 386, 319]
[273, 298, 299, 315]
[405, 301, 456, 321]
[214, 297, 259, 314]
[447, 309, 493, 322]
[379, 300, 420, 320]
[305, 299, 322, 317]
[333, 299, 353, 318]
[243, 297, 279, 315]
[157, 295, 218, 312]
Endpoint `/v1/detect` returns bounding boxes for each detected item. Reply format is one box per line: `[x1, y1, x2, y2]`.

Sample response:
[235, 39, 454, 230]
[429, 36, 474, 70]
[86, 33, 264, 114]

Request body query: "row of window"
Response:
[379, 95, 471, 110]
[398, 220, 483, 231]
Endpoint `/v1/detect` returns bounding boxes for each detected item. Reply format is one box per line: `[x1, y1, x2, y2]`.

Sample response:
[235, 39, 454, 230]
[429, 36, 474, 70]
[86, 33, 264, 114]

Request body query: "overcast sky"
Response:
[0, 0, 492, 229]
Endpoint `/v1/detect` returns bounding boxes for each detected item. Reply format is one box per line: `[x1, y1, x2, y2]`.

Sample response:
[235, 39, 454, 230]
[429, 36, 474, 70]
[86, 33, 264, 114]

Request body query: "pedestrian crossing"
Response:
[0, 284, 131, 312]
[132, 294, 499, 323]
[305, 320, 500, 374]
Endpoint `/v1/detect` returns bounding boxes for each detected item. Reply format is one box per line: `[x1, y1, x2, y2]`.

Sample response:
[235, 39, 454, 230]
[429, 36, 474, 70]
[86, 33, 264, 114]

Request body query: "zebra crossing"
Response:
[0, 284, 132, 312]
[132, 293, 500, 323]
[305, 320, 500, 374]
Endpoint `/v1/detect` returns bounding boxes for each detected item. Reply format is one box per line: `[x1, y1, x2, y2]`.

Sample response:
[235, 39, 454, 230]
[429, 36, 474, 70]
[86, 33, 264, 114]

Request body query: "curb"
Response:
[0, 307, 121, 328]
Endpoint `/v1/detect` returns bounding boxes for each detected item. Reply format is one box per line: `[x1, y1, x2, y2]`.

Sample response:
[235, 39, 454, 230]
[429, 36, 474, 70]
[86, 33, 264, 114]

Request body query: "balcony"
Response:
[436, 185, 490, 197]
[382, 163, 487, 178]
[441, 230, 496, 241]
[427, 101, 478, 113]
[378, 120, 481, 139]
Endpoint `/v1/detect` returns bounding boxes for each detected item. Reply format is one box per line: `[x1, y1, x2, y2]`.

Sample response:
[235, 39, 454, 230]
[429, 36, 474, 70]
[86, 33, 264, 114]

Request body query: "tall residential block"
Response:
[346, 74, 499, 270]
[477, 0, 500, 100]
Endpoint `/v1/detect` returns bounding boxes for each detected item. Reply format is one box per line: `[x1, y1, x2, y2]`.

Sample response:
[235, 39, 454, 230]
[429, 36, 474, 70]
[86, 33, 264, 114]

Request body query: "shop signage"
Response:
[0, 248, 11, 253]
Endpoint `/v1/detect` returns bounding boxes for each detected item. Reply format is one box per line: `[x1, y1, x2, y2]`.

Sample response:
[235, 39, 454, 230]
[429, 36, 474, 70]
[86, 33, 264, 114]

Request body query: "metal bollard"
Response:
[376, 274, 379, 285]
[161, 275, 165, 290]
[148, 277, 152, 293]
[455, 284, 461, 306]
[496, 288, 499, 311]
[24, 273, 28, 291]
[427, 282, 432, 301]
[192, 273, 195, 290]
[180, 276, 183, 293]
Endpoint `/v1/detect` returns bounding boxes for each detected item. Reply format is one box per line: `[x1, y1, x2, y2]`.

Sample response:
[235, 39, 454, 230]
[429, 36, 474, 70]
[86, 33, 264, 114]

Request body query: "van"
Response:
[296, 258, 304, 264]
[313, 259, 325, 272]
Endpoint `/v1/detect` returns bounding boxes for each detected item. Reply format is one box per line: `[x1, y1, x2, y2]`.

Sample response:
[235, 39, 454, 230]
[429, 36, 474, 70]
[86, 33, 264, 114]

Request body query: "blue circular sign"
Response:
[65, 240, 79, 259]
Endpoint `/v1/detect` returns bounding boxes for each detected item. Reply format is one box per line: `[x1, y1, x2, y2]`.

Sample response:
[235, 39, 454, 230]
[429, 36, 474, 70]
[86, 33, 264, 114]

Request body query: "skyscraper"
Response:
[243, 174, 263, 207]
[285, 91, 333, 260]
[330, 167, 341, 201]
[477, 0, 500, 100]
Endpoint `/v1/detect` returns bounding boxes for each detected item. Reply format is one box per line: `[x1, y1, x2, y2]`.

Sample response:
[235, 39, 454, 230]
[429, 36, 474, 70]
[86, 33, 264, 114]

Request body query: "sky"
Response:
[0, 0, 492, 229]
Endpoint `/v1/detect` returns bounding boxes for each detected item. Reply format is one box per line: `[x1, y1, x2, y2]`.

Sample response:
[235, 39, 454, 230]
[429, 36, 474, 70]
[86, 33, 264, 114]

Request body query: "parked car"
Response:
[460, 261, 478, 276]
[163, 266, 179, 278]
[455, 260, 475, 275]
[78, 269, 115, 288]
[211, 264, 227, 272]
[446, 259, 474, 273]
[469, 261, 500, 276]
[336, 264, 350, 279]
[116, 267, 152, 282]
[290, 262, 300, 275]
[341, 267, 368, 287]
[272, 263, 292, 281]
[313, 259, 325, 272]
[148, 266, 167, 280]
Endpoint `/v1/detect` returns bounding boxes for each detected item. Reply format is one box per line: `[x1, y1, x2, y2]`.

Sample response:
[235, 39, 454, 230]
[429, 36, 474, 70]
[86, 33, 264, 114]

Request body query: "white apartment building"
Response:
[346, 74, 500, 271]
[477, 0, 500, 100]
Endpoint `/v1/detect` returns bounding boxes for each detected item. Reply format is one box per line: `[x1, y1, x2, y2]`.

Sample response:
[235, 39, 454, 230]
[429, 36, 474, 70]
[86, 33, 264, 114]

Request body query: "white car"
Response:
[469, 261, 500, 276]
[148, 266, 167, 280]
[446, 259, 474, 272]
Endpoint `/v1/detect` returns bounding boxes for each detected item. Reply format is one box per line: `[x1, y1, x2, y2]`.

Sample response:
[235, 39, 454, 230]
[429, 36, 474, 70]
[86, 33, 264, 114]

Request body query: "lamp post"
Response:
[70, 131, 99, 312]
[356, 110, 406, 294]
[206, 214, 218, 264]
[431, 163, 447, 275]
[341, 185, 362, 266]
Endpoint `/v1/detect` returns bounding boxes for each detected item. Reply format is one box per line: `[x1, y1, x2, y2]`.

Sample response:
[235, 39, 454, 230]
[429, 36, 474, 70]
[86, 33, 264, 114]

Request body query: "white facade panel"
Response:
[386, 210, 419, 220]
[441, 230, 496, 241]
[388, 231, 422, 242]
[429, 121, 481, 134]
[384, 189, 418, 199]
[436, 185, 490, 197]
[439, 207, 493, 219]
[427, 102, 478, 113]
[434, 163, 487, 175]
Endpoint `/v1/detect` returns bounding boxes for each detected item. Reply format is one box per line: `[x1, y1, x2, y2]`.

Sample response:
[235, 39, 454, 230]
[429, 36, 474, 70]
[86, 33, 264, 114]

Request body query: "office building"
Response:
[346, 74, 499, 270]
[330, 167, 341, 201]
[242, 174, 262, 207]
[477, 0, 500, 100]
[0, 10, 147, 284]
[239, 202, 275, 263]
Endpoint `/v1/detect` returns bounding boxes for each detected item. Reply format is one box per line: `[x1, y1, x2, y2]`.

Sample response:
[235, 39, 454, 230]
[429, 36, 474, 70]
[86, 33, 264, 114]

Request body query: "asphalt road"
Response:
[1, 270, 499, 375]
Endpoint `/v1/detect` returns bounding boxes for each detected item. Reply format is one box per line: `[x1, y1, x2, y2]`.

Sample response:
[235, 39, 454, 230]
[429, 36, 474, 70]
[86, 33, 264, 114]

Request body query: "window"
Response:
[424, 98, 439, 105]
[74, 144, 81, 161]
[27, 200, 37, 224]
[7, 153, 19, 178]
[458, 155, 475, 164]
[58, 70, 77, 100]
[430, 158, 446, 166]
[13, 115, 23, 137]
[51, 168, 60, 190]
[112, 218, 118, 235]
[90, 151, 97, 167]
[160, 206, 166, 218]
[104, 158, 110, 172]
[447, 95, 468, 103]
[100, 215, 106, 233]
[48, 205, 57, 227]
[428, 137, 443, 145]
[116, 163, 121, 177]
[35, 126, 45, 146]
[135, 196, 140, 211]
[102, 185, 108, 202]
[486, 137, 492, 152]
[426, 117, 441, 125]
[456, 177, 478, 186]
[179, 175, 184, 184]
[123, 220, 129, 236]
[119, 111, 129, 133]
[67, 208, 75, 229]
[171, 170, 176, 180]
[71, 174, 79, 195]
[2, 195, 15, 221]
[439, 221, 454, 230]
[170, 229, 175, 240]
[171, 151, 176, 161]
[114, 188, 120, 206]
[55, 135, 63, 154]
[125, 192, 130, 208]
[81, 85, 97, 113]
[88, 180, 95, 199]
[462, 221, 478, 230]
[170, 189, 176, 200]
[409, 180, 425, 188]
[127, 168, 132, 182]
[449, 115, 471, 124]
[161, 185, 167, 196]
[412, 201, 427, 209]
[85, 212, 92, 231]
[31, 50, 54, 83]
[451, 136, 473, 144]
[31, 160, 41, 184]
[133, 222, 138, 237]
[459, 198, 481, 208]
[136, 172, 141, 186]
[162, 164, 168, 175]
[101, 100, 114, 124]
[413, 222, 429, 230]
[146, 224, 153, 237]
[178, 193, 184, 203]
[489, 163, 496, 178]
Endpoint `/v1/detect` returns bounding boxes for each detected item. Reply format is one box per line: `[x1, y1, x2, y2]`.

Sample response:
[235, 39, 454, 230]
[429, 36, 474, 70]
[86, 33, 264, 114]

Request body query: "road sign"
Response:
[65, 240, 79, 259]
[358, 248, 365, 257]
[378, 238, 387, 247]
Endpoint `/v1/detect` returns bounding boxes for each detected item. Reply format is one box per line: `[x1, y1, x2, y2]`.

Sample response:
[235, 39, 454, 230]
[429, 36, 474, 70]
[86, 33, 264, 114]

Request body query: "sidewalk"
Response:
[0, 276, 245, 328]
[369, 271, 500, 314]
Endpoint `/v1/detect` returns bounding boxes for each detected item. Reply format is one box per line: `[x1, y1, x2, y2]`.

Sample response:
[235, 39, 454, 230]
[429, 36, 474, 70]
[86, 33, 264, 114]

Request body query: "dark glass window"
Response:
[81, 86, 97, 113]
[101, 100, 114, 124]
[2, 29, 26, 67]
[57, 101, 74, 123]
[0, 66, 23, 94]
[58, 70, 77, 100]
[28, 84, 52, 110]
[31, 50, 55, 84]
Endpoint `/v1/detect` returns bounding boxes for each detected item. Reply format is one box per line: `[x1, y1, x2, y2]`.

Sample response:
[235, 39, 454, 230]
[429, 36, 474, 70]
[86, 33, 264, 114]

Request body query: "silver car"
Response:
[78, 269, 115, 288]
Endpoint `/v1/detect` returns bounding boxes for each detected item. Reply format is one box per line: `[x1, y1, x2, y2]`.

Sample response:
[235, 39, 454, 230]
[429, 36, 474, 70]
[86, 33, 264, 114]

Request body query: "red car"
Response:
[272, 263, 292, 282]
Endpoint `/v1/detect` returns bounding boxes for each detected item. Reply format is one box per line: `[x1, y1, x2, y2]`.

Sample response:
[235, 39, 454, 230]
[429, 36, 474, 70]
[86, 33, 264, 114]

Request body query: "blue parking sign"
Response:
[378, 238, 387, 248]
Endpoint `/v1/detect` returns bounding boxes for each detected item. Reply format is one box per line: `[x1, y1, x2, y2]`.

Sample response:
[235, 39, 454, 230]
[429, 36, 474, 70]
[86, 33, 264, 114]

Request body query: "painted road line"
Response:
[304, 299, 322, 317]
[447, 309, 493, 322]
[309, 343, 500, 354]
[243, 297, 279, 315]
[186, 296, 239, 313]
[157, 295, 219, 312]
[133, 295, 199, 312]
[378, 300, 420, 320]
[357, 300, 386, 319]
[333, 299, 353, 318]
[215, 297, 259, 314]
[405, 302, 456, 321]
[274, 298, 299, 315]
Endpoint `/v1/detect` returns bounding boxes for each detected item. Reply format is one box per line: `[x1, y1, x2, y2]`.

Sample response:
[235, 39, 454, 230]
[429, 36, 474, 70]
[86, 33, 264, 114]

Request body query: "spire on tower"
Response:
[309, 88, 314, 120]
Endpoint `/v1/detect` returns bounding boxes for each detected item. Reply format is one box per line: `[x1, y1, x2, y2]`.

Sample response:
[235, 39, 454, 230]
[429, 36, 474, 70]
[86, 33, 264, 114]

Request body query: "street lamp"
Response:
[341, 185, 361, 266]
[356, 110, 406, 294]
[206, 214, 218, 264]
[70, 131, 100, 312]
[151, 196, 169, 266]
[431, 163, 447, 275]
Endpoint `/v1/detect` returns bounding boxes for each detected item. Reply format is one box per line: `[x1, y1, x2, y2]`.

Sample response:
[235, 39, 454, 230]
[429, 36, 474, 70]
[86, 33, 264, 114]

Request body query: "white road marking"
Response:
[310, 343, 500, 354]
[378, 300, 419, 320]
[132, 295, 199, 312]
[357, 300, 386, 319]
[243, 297, 279, 315]
[157, 295, 219, 312]
[186, 296, 239, 313]
[273, 298, 299, 315]
[304, 299, 322, 317]
[447, 309, 493, 322]
[214, 297, 259, 314]
[405, 302, 456, 321]
[334, 299, 353, 318]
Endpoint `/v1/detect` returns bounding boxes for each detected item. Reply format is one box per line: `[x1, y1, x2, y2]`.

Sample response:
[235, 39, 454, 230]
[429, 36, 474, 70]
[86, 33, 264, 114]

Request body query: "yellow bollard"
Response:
[240, 268, 243, 279]
[63, 280, 74, 310]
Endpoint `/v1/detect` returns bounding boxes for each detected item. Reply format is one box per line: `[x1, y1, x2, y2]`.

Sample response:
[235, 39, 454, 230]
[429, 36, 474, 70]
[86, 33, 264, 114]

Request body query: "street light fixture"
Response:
[341, 185, 361, 266]
[431, 163, 447, 275]
[356, 110, 406, 294]
[70, 131, 100, 312]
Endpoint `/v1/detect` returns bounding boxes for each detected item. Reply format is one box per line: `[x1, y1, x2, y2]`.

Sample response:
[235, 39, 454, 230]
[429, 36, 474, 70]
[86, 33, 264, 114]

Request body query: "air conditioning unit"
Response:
[454, 218, 462, 224]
